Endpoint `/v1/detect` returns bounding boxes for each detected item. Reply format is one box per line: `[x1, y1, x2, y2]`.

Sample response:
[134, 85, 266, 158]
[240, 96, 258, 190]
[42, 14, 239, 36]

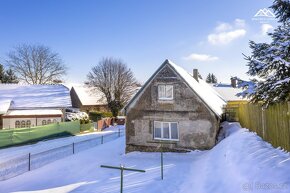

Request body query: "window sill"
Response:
[153, 138, 179, 142]
[158, 97, 173, 100]
[158, 99, 174, 104]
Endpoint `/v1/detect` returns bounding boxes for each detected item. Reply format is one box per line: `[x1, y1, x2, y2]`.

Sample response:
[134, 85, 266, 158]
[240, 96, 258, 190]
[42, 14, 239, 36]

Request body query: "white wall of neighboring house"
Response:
[2, 117, 62, 129]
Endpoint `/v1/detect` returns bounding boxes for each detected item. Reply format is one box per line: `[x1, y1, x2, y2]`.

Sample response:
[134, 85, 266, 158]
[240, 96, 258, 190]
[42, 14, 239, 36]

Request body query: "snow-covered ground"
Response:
[0, 122, 289, 193]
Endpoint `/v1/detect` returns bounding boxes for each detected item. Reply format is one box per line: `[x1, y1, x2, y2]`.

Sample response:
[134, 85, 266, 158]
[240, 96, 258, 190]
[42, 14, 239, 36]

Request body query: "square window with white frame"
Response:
[158, 85, 173, 100]
[154, 121, 179, 141]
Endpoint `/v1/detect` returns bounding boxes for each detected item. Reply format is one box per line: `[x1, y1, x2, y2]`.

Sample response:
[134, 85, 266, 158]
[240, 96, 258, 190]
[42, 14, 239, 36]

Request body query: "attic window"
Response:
[158, 85, 173, 100]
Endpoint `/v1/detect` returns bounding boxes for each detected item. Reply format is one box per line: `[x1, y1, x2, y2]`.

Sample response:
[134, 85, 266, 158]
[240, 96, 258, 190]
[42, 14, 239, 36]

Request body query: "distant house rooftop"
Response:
[3, 109, 63, 116]
[0, 99, 11, 114]
[211, 83, 248, 102]
[71, 85, 106, 106]
[0, 84, 72, 111]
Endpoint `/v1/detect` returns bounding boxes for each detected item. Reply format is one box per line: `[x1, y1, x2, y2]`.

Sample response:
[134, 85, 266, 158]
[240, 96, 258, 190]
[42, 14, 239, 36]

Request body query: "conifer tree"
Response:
[4, 69, 19, 83]
[0, 64, 18, 83]
[241, 0, 290, 105]
[211, 73, 217, 83]
[0, 64, 5, 83]
[206, 73, 218, 83]
[206, 73, 212, 83]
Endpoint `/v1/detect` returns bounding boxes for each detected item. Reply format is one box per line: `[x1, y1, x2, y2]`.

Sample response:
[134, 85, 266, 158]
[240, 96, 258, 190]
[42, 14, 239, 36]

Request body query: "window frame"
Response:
[26, 120, 31, 128]
[15, 121, 20, 128]
[153, 121, 179, 141]
[158, 84, 174, 100]
[20, 120, 26, 128]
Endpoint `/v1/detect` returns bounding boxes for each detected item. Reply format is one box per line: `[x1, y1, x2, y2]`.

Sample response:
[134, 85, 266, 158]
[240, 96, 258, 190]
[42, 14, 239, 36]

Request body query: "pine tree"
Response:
[206, 73, 218, 83]
[211, 74, 217, 83]
[4, 69, 19, 83]
[206, 73, 212, 83]
[271, 0, 290, 23]
[242, 0, 290, 106]
[0, 64, 5, 83]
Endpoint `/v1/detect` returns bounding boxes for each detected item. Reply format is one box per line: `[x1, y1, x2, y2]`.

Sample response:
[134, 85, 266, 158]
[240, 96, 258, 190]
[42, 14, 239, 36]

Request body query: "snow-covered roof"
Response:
[167, 60, 226, 116]
[211, 84, 248, 101]
[0, 84, 72, 109]
[3, 109, 63, 116]
[125, 59, 227, 117]
[72, 85, 107, 106]
[0, 99, 11, 114]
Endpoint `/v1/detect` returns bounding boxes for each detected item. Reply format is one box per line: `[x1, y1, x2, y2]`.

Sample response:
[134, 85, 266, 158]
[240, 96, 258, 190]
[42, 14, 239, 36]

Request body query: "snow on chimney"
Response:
[193, 69, 199, 82]
[231, 77, 237, 88]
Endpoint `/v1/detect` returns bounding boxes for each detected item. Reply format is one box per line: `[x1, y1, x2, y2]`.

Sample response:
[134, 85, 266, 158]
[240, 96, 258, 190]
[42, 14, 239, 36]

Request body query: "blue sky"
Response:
[0, 0, 277, 84]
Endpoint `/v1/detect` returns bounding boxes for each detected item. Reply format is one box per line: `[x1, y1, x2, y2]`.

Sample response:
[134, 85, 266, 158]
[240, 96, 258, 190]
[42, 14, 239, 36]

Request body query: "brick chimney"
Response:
[193, 69, 199, 82]
[231, 77, 237, 88]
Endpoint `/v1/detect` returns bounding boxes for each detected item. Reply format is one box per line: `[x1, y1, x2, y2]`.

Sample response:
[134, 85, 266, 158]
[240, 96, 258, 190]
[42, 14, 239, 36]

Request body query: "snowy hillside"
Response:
[0, 122, 289, 193]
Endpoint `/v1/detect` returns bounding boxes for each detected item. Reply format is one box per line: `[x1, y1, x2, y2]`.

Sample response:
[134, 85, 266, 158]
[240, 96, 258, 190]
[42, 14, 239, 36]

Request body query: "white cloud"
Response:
[261, 24, 273, 35]
[215, 23, 232, 32]
[208, 29, 246, 45]
[183, 53, 219, 62]
[208, 19, 247, 45]
[234, 19, 246, 28]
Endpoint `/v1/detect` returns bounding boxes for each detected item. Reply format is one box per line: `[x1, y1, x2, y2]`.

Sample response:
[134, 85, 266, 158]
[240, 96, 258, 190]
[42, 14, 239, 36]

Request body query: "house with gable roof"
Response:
[70, 85, 108, 113]
[123, 59, 226, 152]
[0, 84, 72, 129]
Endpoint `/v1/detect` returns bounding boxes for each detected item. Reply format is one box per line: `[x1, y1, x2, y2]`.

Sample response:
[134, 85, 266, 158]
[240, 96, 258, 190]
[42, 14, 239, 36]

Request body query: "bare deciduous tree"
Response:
[87, 57, 138, 117]
[6, 44, 67, 84]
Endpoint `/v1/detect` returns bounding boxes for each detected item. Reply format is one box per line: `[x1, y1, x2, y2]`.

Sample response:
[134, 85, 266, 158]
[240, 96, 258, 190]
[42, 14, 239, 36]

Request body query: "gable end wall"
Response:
[126, 65, 220, 152]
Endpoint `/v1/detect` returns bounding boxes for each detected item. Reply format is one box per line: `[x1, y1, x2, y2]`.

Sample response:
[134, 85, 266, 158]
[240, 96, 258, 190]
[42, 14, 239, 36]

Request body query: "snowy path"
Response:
[0, 122, 289, 193]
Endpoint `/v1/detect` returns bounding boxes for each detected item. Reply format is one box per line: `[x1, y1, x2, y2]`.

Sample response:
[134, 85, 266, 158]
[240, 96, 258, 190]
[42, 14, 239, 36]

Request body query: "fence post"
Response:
[101, 135, 104, 144]
[10, 128, 13, 145]
[288, 102, 290, 151]
[161, 148, 163, 180]
[118, 128, 120, 137]
[73, 142, 75, 154]
[28, 153, 31, 171]
[288, 102, 290, 129]
[261, 106, 266, 139]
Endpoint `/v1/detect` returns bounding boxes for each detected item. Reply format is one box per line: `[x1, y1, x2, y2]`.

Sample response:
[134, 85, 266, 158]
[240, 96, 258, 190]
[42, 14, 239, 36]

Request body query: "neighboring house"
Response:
[0, 84, 72, 129]
[70, 85, 108, 113]
[124, 59, 226, 152]
[211, 78, 248, 102]
[211, 78, 249, 121]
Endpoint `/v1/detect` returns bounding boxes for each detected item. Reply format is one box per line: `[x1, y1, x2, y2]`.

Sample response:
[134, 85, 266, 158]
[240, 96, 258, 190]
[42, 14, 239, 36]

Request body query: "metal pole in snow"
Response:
[100, 165, 145, 193]
[161, 147, 163, 180]
[28, 153, 31, 171]
[120, 167, 123, 193]
[147, 140, 177, 180]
